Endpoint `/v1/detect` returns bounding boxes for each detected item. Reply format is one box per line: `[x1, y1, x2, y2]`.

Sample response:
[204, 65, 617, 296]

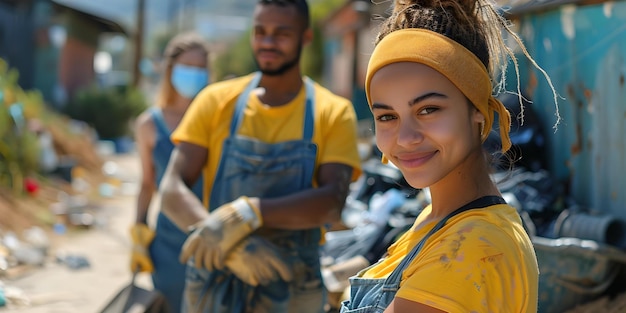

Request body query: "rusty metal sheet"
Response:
[514, 2, 626, 218]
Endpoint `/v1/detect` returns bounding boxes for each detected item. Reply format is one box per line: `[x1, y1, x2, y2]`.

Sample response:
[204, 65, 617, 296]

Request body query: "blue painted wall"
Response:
[512, 2, 626, 218]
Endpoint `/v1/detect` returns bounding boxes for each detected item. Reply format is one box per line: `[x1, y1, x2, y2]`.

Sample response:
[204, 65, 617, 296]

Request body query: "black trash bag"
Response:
[99, 274, 170, 313]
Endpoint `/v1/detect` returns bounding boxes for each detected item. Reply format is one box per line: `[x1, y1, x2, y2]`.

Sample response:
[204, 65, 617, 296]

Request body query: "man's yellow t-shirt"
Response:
[171, 74, 362, 206]
[363, 204, 538, 313]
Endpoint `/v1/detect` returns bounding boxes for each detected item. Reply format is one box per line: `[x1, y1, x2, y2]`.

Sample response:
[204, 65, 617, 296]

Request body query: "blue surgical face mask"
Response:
[171, 64, 209, 99]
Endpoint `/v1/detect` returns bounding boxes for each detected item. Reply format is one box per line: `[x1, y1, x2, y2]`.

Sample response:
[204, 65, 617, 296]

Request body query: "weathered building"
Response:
[0, 0, 126, 107]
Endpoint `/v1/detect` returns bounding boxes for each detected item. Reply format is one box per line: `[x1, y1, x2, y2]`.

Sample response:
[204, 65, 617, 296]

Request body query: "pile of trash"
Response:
[0, 224, 93, 308]
[0, 157, 135, 309]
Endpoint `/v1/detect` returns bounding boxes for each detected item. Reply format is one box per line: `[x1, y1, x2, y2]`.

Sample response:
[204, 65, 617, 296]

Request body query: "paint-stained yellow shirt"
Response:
[363, 204, 538, 313]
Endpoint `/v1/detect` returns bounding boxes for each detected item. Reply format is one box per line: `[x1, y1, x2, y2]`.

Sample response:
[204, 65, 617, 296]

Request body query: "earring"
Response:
[479, 121, 485, 140]
[381, 154, 389, 164]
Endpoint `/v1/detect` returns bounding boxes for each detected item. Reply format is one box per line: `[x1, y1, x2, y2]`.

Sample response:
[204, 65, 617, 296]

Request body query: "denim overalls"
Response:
[148, 108, 203, 313]
[183, 72, 326, 313]
[340, 196, 506, 313]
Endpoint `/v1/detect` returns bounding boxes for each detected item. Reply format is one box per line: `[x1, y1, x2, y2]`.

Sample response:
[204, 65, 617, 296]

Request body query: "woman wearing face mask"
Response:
[130, 32, 210, 313]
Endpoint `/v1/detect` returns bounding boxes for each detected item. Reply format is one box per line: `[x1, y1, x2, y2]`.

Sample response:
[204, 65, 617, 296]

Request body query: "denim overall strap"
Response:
[230, 72, 262, 136]
[302, 76, 315, 141]
[340, 196, 506, 313]
[150, 108, 171, 138]
[185, 73, 324, 313]
[149, 108, 173, 186]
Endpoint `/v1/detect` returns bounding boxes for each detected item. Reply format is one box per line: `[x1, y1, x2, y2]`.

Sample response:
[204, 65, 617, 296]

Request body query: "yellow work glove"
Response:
[225, 236, 292, 286]
[130, 223, 155, 273]
[180, 196, 262, 271]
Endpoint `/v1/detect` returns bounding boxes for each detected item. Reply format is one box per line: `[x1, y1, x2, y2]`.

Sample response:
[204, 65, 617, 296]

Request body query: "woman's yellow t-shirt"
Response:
[363, 204, 538, 313]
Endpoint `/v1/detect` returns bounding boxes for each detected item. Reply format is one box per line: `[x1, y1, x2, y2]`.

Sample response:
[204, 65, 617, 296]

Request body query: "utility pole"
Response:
[169, 0, 178, 33]
[351, 0, 370, 94]
[132, 0, 146, 87]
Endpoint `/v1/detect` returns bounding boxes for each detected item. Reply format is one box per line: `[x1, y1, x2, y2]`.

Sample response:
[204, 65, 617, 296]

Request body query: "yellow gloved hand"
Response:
[180, 196, 262, 271]
[225, 236, 292, 286]
[130, 223, 155, 273]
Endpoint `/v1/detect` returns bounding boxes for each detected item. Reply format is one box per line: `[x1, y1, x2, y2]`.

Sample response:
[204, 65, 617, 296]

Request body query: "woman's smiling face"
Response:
[369, 62, 485, 189]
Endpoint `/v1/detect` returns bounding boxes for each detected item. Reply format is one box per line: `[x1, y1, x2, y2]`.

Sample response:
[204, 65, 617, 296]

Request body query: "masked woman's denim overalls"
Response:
[148, 108, 204, 313]
[340, 196, 506, 313]
[183, 72, 326, 313]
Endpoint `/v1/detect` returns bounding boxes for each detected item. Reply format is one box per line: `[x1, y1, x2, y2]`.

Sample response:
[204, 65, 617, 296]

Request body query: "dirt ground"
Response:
[0, 152, 154, 313]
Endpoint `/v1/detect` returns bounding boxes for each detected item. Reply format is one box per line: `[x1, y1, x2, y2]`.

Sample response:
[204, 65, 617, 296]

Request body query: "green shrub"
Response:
[64, 85, 147, 139]
[0, 59, 42, 193]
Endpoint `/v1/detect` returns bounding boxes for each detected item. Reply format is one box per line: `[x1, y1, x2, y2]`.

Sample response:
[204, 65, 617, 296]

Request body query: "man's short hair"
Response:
[257, 0, 310, 29]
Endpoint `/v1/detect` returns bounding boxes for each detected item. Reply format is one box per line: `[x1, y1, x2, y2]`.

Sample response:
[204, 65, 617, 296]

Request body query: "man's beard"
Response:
[254, 42, 302, 76]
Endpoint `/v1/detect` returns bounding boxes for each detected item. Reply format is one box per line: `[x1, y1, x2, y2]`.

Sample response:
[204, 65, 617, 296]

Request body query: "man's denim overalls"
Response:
[340, 196, 506, 313]
[183, 72, 326, 313]
[149, 108, 203, 313]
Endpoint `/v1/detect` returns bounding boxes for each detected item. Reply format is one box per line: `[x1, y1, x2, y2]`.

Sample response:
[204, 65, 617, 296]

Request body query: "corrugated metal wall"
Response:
[514, 1, 626, 218]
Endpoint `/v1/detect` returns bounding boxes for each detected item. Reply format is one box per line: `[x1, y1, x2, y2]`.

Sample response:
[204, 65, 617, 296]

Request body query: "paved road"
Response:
[1, 152, 155, 313]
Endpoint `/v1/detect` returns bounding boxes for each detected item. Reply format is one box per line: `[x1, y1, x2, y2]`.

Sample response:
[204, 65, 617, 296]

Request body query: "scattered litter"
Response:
[2, 232, 20, 251]
[119, 181, 139, 196]
[102, 161, 119, 177]
[12, 247, 45, 266]
[53, 222, 67, 235]
[0, 229, 49, 269]
[96, 140, 116, 156]
[11, 227, 51, 266]
[23, 227, 49, 252]
[3, 284, 30, 308]
[0, 281, 5, 307]
[56, 253, 90, 270]
[68, 212, 95, 228]
[49, 202, 66, 215]
[98, 183, 116, 198]
[0, 256, 8, 273]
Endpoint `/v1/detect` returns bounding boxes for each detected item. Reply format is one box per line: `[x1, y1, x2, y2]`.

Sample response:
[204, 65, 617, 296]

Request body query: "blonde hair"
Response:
[155, 32, 210, 108]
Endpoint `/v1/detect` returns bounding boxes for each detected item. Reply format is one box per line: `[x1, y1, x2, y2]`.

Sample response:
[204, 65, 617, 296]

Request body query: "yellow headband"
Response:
[365, 29, 512, 153]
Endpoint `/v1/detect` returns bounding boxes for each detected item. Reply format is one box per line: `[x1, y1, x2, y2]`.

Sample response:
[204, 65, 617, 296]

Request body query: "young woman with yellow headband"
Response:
[340, 0, 559, 312]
